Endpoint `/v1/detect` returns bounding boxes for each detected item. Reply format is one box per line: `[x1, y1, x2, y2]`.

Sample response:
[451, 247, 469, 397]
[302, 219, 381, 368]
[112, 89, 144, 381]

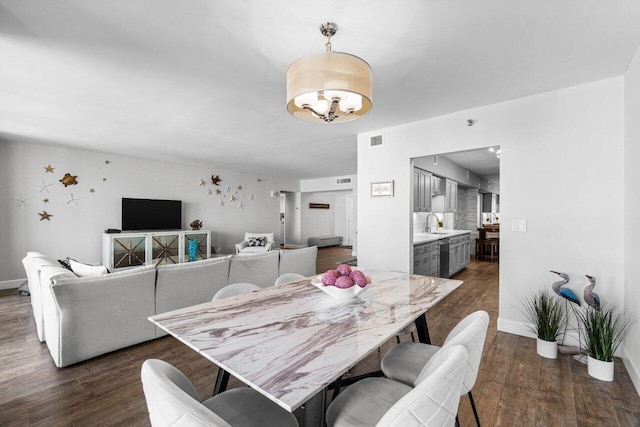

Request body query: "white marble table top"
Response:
[149, 270, 463, 412]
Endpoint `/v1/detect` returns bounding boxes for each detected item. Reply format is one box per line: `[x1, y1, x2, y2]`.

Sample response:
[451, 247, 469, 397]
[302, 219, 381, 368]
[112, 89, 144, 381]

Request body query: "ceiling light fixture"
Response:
[286, 22, 372, 124]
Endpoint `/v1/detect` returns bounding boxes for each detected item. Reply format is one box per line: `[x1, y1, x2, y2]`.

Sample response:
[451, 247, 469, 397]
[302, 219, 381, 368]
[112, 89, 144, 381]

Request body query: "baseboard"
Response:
[0, 279, 24, 291]
[622, 345, 640, 396]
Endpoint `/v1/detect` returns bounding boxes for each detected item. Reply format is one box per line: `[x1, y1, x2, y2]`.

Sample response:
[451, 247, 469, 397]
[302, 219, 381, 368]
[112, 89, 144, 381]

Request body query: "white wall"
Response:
[357, 77, 625, 342]
[0, 140, 298, 284]
[623, 44, 640, 394]
[300, 193, 336, 244]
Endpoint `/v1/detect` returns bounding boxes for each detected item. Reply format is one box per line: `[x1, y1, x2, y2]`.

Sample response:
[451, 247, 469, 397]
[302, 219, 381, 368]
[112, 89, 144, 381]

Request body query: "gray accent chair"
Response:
[155, 257, 231, 337]
[326, 345, 468, 427]
[141, 359, 298, 427]
[381, 310, 490, 426]
[212, 283, 261, 301]
[278, 246, 318, 278]
[274, 273, 305, 286]
[228, 251, 280, 288]
[235, 232, 275, 254]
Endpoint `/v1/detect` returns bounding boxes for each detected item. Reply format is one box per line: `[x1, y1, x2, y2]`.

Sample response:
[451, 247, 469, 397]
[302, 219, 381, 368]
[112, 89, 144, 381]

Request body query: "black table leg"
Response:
[415, 313, 431, 344]
[213, 368, 230, 396]
[304, 389, 326, 427]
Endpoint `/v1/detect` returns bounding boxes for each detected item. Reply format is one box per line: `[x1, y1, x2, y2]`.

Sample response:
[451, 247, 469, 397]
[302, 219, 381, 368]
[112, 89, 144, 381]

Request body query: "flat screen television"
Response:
[122, 198, 182, 231]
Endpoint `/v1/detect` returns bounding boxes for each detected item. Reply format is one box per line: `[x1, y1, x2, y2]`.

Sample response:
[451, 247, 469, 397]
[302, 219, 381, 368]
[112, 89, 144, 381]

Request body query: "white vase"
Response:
[536, 338, 558, 359]
[587, 356, 614, 381]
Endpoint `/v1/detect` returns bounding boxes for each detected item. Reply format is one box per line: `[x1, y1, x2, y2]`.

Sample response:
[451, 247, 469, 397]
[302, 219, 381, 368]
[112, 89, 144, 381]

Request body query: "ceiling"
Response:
[2, 1, 640, 179]
[443, 147, 500, 179]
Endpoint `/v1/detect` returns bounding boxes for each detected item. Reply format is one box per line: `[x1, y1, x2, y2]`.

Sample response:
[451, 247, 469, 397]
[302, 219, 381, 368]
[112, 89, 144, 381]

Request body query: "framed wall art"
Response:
[370, 181, 394, 197]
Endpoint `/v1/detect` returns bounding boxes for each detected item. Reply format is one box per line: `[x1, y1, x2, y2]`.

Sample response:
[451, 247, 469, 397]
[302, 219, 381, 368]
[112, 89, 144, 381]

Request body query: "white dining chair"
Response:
[274, 273, 305, 286]
[326, 345, 468, 427]
[381, 310, 490, 426]
[212, 282, 261, 301]
[141, 359, 298, 427]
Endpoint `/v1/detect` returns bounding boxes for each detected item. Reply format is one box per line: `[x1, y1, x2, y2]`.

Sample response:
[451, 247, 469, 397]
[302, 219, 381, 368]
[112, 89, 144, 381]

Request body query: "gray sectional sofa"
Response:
[22, 246, 318, 368]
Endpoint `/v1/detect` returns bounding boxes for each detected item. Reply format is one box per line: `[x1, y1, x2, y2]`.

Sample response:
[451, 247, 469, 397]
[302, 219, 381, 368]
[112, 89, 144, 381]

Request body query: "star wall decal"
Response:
[39, 180, 53, 193]
[226, 186, 231, 193]
[218, 200, 225, 207]
[229, 195, 235, 202]
[103, 177, 107, 181]
[206, 188, 213, 196]
[237, 185, 242, 190]
[89, 188, 95, 193]
[66, 193, 80, 205]
[249, 194, 255, 200]
[214, 189, 221, 195]
[44, 164, 55, 173]
[211, 175, 222, 186]
[43, 198, 49, 203]
[238, 201, 245, 209]
[11, 194, 32, 207]
[39, 211, 53, 221]
[198, 179, 206, 186]
[105, 160, 111, 165]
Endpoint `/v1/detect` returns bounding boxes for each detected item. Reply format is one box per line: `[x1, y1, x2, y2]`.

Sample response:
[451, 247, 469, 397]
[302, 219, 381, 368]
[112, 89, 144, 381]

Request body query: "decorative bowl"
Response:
[310, 275, 371, 300]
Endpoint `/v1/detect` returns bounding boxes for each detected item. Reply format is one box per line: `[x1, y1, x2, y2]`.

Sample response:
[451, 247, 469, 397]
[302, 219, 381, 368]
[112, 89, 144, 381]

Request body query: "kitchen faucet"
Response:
[425, 213, 439, 233]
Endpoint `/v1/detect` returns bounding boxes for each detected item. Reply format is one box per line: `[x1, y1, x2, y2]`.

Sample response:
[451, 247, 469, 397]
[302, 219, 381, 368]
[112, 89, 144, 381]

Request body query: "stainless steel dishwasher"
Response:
[439, 238, 450, 278]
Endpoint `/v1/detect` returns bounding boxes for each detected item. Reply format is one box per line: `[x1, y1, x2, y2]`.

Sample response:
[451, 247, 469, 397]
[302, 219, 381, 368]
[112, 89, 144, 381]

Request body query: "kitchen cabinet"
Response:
[413, 241, 439, 277]
[431, 175, 443, 195]
[445, 179, 458, 212]
[448, 234, 470, 277]
[413, 167, 432, 212]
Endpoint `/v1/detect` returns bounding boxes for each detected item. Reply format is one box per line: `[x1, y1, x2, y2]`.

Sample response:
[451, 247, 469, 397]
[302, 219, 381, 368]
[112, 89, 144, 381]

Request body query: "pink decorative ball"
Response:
[337, 264, 352, 277]
[350, 270, 368, 288]
[322, 270, 340, 286]
[334, 276, 354, 289]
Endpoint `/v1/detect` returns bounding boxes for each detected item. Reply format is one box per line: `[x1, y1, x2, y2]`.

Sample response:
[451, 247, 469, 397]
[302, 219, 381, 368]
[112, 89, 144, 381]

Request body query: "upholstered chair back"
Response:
[377, 345, 468, 426]
[419, 310, 489, 393]
[141, 359, 231, 427]
[212, 283, 261, 300]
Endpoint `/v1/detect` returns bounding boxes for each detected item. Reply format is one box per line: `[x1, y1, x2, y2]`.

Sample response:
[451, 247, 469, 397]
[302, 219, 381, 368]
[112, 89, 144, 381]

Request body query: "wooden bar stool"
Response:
[482, 239, 499, 262]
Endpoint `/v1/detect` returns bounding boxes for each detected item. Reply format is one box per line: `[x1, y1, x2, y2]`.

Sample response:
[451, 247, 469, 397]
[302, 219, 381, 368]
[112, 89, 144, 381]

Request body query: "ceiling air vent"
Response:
[337, 178, 351, 184]
[369, 134, 383, 147]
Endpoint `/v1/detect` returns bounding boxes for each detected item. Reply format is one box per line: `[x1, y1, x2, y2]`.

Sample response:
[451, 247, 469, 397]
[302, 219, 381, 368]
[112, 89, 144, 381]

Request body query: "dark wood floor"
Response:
[1, 247, 639, 426]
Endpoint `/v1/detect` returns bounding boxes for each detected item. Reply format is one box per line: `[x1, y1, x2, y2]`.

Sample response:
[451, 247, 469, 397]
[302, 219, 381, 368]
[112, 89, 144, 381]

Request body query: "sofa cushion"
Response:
[229, 251, 280, 288]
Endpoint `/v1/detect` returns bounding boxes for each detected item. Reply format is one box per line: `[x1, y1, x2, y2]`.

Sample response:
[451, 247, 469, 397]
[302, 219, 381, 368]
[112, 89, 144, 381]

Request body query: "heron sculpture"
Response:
[550, 270, 581, 306]
[583, 274, 601, 310]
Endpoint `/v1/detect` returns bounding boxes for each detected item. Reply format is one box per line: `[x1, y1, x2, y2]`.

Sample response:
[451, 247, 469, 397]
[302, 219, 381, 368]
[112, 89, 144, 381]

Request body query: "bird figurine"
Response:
[550, 270, 581, 306]
[583, 275, 601, 310]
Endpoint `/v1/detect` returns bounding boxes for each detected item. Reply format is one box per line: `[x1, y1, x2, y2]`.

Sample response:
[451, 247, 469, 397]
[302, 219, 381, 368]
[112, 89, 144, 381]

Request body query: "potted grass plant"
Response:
[522, 289, 566, 359]
[577, 304, 632, 381]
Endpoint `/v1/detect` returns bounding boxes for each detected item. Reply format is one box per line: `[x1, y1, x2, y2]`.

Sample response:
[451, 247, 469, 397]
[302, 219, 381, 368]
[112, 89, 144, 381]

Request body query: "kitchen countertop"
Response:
[413, 230, 471, 245]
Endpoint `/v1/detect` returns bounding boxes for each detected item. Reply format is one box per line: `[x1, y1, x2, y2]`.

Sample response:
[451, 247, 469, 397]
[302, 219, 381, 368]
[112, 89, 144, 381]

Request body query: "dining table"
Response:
[148, 269, 463, 427]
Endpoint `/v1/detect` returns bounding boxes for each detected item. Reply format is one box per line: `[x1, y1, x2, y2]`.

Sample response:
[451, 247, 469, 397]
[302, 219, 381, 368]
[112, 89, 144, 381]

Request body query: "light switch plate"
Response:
[512, 220, 527, 232]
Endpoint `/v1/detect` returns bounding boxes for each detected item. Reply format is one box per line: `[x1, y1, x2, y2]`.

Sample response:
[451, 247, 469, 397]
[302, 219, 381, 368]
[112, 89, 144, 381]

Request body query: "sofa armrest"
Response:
[235, 241, 249, 254]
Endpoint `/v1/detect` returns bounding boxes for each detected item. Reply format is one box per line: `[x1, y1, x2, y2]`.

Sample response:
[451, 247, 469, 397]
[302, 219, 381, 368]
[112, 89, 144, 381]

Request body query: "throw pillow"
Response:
[58, 258, 73, 271]
[69, 259, 109, 277]
[248, 236, 267, 247]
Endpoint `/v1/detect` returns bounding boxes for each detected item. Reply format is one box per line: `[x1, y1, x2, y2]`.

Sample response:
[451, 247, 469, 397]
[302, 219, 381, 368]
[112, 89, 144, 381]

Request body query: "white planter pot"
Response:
[536, 338, 558, 359]
[588, 356, 614, 381]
